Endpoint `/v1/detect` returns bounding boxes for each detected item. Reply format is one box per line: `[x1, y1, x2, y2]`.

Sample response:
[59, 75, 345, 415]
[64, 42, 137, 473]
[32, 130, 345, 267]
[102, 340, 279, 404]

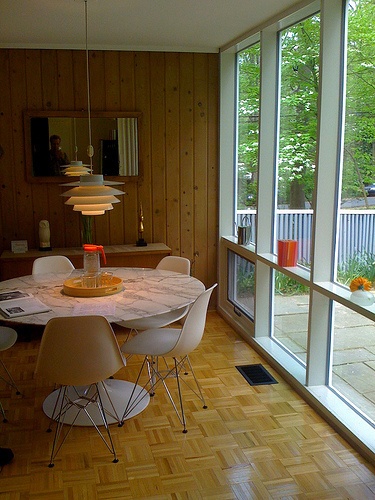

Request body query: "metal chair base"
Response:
[46, 382, 119, 468]
[121, 354, 207, 433]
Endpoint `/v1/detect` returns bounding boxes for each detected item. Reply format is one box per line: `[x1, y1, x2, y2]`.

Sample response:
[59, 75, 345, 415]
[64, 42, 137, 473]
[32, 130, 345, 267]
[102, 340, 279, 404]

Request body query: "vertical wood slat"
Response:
[119, 52, 136, 110]
[207, 54, 219, 289]
[25, 50, 43, 109]
[41, 50, 58, 110]
[57, 51, 75, 110]
[150, 52, 166, 245]
[135, 52, 152, 244]
[193, 54, 209, 283]
[72, 50, 87, 111]
[104, 51, 124, 245]
[179, 53, 195, 265]
[0, 48, 218, 291]
[165, 53, 181, 255]
[52, 50, 75, 248]
[119, 52, 138, 244]
[25, 50, 52, 248]
[0, 50, 14, 246]
[9, 50, 35, 247]
[104, 51, 121, 111]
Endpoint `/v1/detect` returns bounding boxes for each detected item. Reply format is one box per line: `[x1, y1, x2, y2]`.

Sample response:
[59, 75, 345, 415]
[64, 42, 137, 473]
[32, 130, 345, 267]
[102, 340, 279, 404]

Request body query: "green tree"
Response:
[237, 1, 375, 209]
[237, 16, 320, 210]
[343, 0, 375, 198]
[237, 43, 260, 209]
[278, 15, 320, 208]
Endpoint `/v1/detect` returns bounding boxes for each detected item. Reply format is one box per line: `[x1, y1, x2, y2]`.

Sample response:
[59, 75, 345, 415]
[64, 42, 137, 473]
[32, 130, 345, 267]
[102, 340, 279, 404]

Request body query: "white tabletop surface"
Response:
[0, 267, 205, 325]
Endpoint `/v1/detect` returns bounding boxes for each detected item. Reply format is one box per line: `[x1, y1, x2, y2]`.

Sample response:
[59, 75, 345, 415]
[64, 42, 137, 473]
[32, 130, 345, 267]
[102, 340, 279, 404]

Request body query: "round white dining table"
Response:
[0, 267, 205, 426]
[0, 267, 205, 325]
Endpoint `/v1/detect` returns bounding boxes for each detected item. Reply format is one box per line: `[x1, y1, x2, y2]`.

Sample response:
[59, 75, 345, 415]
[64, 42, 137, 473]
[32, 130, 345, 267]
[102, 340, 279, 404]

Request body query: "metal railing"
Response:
[236, 209, 375, 265]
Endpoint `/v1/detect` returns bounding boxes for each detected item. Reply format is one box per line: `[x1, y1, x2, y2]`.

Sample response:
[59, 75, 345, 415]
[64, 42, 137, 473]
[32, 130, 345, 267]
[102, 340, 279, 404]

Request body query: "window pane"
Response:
[277, 15, 320, 266]
[227, 250, 255, 320]
[236, 42, 260, 242]
[337, 0, 375, 287]
[331, 1, 375, 428]
[331, 300, 375, 424]
[273, 271, 309, 364]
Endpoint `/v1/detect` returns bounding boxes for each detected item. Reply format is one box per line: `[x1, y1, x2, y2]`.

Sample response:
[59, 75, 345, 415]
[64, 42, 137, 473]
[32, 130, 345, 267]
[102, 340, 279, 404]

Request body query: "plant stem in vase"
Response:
[81, 215, 93, 244]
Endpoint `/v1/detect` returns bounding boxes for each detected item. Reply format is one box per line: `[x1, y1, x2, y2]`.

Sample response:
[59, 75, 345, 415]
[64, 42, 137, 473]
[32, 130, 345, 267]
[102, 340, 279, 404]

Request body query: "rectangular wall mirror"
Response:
[24, 110, 141, 183]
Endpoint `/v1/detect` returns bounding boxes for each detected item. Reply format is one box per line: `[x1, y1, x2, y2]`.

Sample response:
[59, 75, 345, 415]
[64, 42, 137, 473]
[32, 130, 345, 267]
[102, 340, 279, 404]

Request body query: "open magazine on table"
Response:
[0, 290, 51, 318]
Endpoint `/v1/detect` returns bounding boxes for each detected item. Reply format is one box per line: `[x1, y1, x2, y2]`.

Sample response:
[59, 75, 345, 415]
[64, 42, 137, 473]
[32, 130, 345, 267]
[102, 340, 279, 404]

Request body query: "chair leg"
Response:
[173, 357, 187, 433]
[0, 400, 7, 423]
[158, 356, 207, 432]
[0, 360, 22, 424]
[47, 384, 119, 467]
[95, 384, 118, 463]
[181, 355, 207, 409]
[147, 355, 158, 396]
[97, 381, 121, 424]
[121, 354, 207, 433]
[46, 384, 93, 433]
[125, 327, 138, 341]
[0, 360, 22, 395]
[120, 354, 179, 424]
[120, 356, 150, 423]
[122, 328, 139, 361]
[48, 386, 69, 467]
[46, 383, 61, 433]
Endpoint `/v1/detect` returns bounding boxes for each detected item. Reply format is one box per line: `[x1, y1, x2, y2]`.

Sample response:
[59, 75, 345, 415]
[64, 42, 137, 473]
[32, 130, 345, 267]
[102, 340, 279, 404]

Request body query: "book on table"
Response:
[0, 290, 51, 318]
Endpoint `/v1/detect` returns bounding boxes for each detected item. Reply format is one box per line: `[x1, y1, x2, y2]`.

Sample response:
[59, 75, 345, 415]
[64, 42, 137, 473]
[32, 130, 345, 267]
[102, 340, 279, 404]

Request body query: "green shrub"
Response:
[275, 271, 309, 296]
[237, 264, 255, 296]
[337, 251, 375, 287]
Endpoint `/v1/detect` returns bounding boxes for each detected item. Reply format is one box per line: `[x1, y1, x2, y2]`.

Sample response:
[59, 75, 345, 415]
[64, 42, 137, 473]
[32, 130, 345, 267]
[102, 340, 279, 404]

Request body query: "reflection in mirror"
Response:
[24, 111, 140, 182]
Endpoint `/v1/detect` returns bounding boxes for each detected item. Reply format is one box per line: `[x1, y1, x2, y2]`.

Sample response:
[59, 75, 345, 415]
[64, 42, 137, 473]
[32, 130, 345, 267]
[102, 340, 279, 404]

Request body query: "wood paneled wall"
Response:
[0, 49, 219, 288]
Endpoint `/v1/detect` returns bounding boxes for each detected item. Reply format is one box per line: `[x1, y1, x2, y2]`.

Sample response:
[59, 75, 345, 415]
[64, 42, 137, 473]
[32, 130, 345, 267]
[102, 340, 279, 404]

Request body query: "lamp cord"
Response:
[84, 0, 93, 174]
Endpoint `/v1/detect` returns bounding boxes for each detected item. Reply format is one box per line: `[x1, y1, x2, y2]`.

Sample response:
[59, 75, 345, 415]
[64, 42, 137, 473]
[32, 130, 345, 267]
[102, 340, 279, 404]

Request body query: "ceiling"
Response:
[0, 0, 302, 53]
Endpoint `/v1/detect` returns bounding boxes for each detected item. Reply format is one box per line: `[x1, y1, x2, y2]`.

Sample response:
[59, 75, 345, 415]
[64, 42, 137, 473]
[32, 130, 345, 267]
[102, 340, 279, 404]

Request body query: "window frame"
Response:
[219, 0, 375, 462]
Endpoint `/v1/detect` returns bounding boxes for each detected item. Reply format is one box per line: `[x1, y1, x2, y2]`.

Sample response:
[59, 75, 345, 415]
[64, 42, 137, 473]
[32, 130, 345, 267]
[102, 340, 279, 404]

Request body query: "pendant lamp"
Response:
[60, 0, 124, 214]
[62, 118, 91, 176]
[62, 161, 91, 177]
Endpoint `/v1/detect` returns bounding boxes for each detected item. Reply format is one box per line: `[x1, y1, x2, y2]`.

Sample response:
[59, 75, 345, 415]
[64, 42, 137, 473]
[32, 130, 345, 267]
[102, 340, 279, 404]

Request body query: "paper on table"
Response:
[0, 296, 51, 318]
[73, 302, 116, 316]
[0, 290, 32, 302]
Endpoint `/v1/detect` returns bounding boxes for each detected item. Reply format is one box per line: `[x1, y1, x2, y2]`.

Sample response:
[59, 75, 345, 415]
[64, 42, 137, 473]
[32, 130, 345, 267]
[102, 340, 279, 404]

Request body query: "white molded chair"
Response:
[117, 255, 192, 338]
[120, 284, 217, 433]
[32, 255, 75, 275]
[155, 255, 190, 273]
[35, 315, 125, 468]
[0, 326, 21, 423]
